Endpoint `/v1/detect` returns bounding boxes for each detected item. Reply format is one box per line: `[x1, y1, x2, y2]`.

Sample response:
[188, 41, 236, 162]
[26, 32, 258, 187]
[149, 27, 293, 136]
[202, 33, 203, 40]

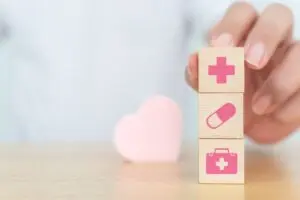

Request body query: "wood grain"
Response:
[0, 140, 299, 200]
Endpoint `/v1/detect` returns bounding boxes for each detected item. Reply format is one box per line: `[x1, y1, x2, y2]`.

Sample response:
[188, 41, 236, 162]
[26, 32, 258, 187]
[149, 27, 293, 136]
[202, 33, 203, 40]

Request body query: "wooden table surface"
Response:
[0, 140, 300, 200]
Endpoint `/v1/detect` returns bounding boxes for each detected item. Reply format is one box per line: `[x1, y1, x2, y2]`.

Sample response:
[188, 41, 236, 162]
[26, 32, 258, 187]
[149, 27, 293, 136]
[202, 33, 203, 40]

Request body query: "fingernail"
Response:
[210, 33, 233, 47]
[245, 42, 265, 69]
[252, 94, 272, 115]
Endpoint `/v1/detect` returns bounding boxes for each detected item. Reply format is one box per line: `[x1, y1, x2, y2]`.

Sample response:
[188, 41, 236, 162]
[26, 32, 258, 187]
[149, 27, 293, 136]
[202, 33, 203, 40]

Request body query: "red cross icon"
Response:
[208, 57, 235, 84]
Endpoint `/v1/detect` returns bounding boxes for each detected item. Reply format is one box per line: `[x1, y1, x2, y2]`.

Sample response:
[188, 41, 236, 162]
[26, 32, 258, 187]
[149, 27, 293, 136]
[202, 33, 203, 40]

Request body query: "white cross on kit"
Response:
[216, 157, 228, 171]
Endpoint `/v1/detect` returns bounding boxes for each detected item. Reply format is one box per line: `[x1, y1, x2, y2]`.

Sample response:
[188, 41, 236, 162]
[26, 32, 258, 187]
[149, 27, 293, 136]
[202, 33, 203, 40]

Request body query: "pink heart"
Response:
[114, 95, 183, 163]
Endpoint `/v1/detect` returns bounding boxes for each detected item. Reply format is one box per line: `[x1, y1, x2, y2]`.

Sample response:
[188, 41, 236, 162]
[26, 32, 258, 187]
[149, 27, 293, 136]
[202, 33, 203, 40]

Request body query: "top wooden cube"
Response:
[198, 47, 244, 93]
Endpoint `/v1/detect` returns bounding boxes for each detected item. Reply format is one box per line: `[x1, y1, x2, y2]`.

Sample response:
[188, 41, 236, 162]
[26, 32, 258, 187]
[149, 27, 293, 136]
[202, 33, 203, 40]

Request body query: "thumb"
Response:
[185, 53, 198, 91]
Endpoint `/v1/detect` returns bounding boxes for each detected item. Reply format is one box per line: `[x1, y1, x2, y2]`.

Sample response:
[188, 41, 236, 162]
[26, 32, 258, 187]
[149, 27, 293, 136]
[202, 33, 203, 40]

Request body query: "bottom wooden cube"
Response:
[198, 139, 244, 184]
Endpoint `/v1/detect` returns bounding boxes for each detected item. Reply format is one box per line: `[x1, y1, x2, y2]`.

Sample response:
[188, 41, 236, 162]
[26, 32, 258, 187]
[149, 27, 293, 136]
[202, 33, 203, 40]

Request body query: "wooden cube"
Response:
[198, 139, 244, 184]
[198, 47, 244, 93]
[198, 93, 243, 139]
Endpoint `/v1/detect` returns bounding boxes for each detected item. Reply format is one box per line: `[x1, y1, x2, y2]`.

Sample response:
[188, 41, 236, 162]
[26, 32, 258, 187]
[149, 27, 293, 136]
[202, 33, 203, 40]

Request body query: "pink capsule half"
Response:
[206, 103, 236, 129]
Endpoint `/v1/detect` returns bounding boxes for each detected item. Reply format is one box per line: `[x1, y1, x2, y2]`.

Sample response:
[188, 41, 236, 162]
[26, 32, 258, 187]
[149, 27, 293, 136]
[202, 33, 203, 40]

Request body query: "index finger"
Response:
[209, 2, 258, 47]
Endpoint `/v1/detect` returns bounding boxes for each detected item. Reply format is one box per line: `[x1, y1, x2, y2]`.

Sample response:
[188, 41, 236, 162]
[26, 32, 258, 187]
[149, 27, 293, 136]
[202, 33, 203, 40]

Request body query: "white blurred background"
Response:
[0, 0, 300, 142]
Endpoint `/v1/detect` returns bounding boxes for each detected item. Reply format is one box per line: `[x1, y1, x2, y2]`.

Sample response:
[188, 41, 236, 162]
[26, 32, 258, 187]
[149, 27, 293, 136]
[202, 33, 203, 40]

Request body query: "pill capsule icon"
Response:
[206, 103, 236, 129]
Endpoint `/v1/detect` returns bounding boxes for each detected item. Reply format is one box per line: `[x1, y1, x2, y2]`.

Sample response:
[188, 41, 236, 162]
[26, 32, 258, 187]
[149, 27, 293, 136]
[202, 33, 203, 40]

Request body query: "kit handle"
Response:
[214, 148, 230, 153]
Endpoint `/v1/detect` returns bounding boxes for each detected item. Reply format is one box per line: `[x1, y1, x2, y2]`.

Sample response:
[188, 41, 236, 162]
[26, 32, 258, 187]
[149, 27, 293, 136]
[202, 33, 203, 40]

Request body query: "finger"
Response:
[185, 53, 198, 91]
[245, 116, 297, 144]
[275, 90, 300, 123]
[209, 1, 257, 46]
[187, 53, 198, 80]
[244, 3, 294, 69]
[185, 68, 198, 92]
[252, 42, 300, 115]
[263, 31, 293, 70]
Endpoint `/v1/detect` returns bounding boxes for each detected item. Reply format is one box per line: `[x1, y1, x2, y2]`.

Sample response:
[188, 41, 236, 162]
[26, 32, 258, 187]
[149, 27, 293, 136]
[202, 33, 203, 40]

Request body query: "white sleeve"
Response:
[187, 0, 300, 53]
[0, 37, 21, 141]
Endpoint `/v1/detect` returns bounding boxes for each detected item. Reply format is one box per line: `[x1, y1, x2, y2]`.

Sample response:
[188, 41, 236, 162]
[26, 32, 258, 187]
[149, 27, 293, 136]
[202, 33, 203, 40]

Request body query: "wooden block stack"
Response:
[198, 47, 244, 184]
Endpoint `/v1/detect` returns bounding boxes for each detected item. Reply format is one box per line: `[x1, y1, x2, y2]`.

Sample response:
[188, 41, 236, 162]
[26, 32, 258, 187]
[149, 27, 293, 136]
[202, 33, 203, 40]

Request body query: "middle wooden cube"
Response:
[198, 93, 243, 139]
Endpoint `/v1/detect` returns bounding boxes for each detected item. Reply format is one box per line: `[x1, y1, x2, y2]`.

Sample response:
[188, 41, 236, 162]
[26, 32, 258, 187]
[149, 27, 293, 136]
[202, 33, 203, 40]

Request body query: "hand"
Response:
[186, 2, 300, 144]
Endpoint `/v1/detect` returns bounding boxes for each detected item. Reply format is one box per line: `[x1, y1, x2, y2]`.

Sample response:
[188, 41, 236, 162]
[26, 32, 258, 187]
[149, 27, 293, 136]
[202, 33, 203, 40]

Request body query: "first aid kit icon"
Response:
[206, 148, 238, 175]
